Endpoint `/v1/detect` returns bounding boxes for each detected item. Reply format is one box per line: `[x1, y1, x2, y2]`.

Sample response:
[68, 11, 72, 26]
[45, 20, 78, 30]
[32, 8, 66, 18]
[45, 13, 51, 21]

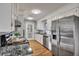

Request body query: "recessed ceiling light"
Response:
[31, 9, 42, 14]
[26, 17, 34, 20]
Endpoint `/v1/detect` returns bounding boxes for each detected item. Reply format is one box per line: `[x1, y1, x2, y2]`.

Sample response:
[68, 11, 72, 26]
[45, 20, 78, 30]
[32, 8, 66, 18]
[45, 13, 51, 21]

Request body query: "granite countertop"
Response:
[0, 34, 33, 56]
[0, 44, 33, 56]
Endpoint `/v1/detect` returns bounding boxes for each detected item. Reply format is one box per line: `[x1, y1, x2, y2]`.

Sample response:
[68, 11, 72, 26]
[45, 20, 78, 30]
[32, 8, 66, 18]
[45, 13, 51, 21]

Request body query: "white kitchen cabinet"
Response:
[35, 34, 43, 45]
[35, 21, 43, 45]
[36, 21, 44, 30]
[0, 3, 13, 32]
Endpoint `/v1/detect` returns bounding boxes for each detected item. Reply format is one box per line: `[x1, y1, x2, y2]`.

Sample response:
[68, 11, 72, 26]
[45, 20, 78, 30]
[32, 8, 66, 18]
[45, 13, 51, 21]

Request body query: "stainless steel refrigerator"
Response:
[51, 15, 79, 56]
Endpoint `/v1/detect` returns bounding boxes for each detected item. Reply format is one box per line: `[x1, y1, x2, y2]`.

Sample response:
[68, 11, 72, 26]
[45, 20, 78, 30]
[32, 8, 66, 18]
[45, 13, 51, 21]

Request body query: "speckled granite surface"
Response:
[0, 44, 32, 56]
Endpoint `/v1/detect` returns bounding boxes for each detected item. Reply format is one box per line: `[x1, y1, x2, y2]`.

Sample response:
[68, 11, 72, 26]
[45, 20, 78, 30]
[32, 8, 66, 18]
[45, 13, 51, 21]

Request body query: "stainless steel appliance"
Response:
[51, 15, 79, 56]
[0, 32, 12, 47]
[0, 34, 7, 47]
[58, 16, 74, 56]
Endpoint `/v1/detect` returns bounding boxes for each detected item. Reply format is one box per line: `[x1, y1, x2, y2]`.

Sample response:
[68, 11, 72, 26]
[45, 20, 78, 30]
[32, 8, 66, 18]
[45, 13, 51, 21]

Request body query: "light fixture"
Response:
[31, 9, 42, 14]
[26, 17, 34, 20]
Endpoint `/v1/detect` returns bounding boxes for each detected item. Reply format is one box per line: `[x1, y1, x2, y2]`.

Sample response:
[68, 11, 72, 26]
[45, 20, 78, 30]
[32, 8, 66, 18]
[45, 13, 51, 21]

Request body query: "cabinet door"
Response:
[35, 34, 43, 45]
[37, 21, 44, 30]
[0, 3, 11, 32]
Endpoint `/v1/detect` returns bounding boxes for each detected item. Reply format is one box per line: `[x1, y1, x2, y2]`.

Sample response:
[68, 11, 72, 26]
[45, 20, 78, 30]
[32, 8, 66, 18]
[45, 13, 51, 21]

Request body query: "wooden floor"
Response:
[29, 40, 54, 56]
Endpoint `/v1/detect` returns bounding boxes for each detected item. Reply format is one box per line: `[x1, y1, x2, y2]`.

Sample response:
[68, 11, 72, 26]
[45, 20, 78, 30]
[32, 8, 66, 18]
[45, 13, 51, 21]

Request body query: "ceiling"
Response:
[15, 3, 68, 21]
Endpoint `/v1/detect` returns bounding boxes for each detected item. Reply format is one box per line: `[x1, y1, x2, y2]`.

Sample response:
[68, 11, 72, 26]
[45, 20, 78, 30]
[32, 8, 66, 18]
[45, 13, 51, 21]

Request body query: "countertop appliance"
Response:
[0, 32, 12, 47]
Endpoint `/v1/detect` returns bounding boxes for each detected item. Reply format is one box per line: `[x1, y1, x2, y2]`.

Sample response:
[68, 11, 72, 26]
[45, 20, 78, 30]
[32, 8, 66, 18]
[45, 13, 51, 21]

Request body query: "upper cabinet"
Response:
[36, 21, 44, 30]
[0, 4, 12, 32]
[36, 20, 47, 31]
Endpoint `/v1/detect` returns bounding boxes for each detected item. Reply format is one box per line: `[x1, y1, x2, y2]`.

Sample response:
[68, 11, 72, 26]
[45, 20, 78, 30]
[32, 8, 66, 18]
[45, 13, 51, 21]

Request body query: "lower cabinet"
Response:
[35, 34, 43, 45]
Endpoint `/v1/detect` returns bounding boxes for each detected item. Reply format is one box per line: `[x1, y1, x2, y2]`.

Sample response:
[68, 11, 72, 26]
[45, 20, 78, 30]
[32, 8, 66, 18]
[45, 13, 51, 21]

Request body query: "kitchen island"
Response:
[0, 38, 33, 56]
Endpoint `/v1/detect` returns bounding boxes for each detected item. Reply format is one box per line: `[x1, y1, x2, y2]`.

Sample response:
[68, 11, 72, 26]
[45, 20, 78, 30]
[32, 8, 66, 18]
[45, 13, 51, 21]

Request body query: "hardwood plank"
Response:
[29, 40, 54, 56]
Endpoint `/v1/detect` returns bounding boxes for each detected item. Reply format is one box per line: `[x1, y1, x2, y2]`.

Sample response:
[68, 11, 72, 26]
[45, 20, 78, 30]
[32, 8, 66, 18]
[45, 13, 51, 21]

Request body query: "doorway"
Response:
[25, 21, 35, 40]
